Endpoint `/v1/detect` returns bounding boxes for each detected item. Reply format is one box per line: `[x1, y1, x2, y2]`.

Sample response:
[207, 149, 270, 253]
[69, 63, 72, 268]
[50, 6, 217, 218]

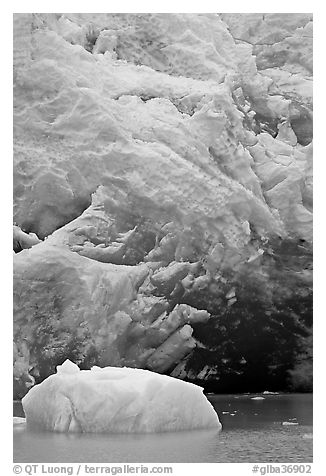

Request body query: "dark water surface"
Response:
[13, 393, 312, 463]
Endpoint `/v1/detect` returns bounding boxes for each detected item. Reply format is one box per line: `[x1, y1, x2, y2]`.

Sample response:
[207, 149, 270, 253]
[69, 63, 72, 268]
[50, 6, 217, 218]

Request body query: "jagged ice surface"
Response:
[13, 13, 313, 397]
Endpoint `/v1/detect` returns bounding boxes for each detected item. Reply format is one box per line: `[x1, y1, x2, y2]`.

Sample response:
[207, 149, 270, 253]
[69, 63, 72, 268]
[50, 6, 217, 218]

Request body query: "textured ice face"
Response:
[13, 13, 311, 242]
[22, 360, 221, 433]
[13, 13, 312, 397]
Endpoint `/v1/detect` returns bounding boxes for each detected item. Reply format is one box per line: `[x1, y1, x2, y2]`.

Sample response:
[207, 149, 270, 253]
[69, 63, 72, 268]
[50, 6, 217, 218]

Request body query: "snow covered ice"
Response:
[22, 360, 221, 433]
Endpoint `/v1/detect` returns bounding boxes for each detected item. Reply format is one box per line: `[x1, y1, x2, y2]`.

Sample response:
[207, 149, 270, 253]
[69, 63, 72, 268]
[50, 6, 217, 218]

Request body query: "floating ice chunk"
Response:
[13, 416, 26, 427]
[22, 361, 221, 433]
[282, 421, 299, 426]
[250, 396, 265, 400]
[262, 391, 279, 395]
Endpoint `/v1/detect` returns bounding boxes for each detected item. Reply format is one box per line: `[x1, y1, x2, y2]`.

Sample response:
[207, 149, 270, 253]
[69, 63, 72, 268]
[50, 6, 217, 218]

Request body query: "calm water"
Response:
[13, 393, 312, 463]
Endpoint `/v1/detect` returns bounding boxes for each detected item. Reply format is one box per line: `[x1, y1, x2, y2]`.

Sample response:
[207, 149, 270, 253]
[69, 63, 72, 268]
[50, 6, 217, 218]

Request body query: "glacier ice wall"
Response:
[13, 13, 313, 398]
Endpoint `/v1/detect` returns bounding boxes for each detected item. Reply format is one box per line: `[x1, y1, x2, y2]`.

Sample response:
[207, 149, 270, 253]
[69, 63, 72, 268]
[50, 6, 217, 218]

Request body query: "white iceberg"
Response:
[13, 416, 26, 428]
[22, 360, 221, 433]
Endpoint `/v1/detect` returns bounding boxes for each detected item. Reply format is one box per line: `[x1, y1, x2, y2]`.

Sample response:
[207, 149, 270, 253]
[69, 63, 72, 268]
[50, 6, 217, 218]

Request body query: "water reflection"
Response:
[13, 394, 313, 463]
[210, 393, 313, 430]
